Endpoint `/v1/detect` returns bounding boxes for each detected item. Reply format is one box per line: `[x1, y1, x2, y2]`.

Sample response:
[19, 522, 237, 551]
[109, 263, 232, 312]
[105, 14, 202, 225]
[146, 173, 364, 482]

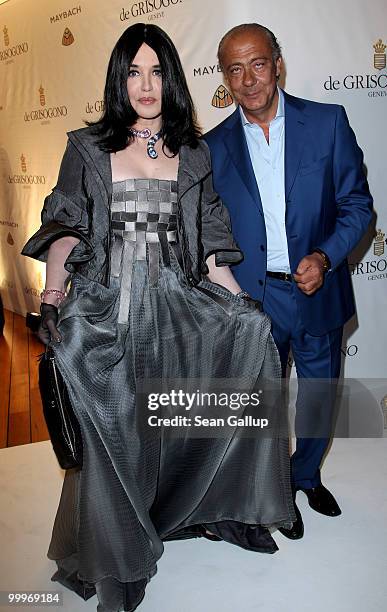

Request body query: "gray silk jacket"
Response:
[22, 126, 243, 286]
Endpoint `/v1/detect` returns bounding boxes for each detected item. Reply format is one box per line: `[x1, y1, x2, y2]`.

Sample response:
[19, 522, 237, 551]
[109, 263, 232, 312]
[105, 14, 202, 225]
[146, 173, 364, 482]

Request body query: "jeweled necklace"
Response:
[129, 127, 161, 159]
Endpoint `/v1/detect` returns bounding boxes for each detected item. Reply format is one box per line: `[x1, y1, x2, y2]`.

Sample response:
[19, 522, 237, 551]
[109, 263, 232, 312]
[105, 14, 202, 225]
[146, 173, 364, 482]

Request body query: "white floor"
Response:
[0, 439, 386, 612]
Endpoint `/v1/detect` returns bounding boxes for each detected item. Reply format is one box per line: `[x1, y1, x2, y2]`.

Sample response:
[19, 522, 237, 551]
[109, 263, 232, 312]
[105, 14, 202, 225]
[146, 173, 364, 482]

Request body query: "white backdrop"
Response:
[0, 0, 386, 389]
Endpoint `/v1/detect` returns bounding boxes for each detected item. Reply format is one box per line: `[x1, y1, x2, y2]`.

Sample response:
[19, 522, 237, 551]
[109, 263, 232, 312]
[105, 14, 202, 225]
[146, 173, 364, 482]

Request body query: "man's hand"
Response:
[293, 253, 325, 295]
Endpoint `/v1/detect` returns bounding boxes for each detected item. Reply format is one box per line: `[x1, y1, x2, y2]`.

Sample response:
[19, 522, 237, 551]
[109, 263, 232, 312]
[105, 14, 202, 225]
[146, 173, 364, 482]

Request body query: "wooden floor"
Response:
[0, 309, 49, 448]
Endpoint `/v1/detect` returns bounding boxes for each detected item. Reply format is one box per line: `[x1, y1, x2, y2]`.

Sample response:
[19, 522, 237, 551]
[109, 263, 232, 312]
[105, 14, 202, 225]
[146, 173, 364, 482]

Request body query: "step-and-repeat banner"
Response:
[0, 0, 386, 397]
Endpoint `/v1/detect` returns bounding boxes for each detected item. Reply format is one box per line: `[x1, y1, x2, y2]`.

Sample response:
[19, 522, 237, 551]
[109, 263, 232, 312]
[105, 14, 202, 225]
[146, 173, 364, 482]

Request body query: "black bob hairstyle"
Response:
[87, 23, 201, 154]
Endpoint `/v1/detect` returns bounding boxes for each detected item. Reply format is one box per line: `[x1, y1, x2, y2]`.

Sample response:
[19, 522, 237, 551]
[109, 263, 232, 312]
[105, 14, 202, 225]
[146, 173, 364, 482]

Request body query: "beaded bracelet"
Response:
[235, 290, 250, 299]
[40, 288, 65, 306]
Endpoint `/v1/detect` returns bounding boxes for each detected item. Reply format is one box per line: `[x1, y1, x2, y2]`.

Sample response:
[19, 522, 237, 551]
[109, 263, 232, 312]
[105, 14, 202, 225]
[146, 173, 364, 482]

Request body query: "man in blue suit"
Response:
[205, 23, 372, 539]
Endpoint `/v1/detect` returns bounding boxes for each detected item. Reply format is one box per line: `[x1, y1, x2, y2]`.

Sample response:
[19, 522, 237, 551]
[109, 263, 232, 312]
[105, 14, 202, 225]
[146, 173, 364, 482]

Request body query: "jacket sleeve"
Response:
[316, 106, 373, 270]
[21, 139, 94, 270]
[200, 141, 243, 269]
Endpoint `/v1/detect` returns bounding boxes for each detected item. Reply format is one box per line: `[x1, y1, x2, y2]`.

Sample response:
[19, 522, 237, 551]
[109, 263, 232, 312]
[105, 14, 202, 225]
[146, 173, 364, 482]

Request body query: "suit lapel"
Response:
[223, 109, 263, 215]
[284, 92, 307, 200]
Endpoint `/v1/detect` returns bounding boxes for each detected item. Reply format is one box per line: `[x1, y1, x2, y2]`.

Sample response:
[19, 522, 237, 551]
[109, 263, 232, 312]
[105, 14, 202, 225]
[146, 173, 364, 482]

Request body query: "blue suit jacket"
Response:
[204, 91, 373, 336]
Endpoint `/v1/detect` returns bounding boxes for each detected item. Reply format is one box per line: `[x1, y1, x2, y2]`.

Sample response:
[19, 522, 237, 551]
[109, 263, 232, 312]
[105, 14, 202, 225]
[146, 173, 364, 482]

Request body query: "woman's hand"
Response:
[205, 255, 262, 311]
[205, 254, 242, 294]
[39, 303, 62, 345]
[37, 235, 80, 344]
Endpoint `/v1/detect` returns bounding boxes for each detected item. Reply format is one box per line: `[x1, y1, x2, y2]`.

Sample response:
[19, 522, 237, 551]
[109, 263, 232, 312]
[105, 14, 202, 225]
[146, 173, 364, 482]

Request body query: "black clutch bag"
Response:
[39, 346, 83, 469]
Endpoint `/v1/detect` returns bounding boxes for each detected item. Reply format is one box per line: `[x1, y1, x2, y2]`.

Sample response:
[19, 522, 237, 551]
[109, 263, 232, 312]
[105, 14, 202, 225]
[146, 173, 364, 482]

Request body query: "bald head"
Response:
[218, 23, 282, 69]
[217, 23, 282, 126]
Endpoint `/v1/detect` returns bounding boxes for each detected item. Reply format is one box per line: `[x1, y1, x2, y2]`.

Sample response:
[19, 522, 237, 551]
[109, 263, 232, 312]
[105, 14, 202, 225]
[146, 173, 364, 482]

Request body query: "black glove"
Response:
[38, 303, 62, 345]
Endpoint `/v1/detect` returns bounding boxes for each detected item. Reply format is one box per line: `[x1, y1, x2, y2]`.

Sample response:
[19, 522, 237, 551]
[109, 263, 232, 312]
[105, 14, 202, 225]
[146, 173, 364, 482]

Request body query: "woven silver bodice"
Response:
[110, 178, 178, 323]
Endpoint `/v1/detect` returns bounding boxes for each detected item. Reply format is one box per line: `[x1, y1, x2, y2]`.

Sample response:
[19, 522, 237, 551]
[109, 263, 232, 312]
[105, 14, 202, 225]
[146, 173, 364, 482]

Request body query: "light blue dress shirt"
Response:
[240, 88, 290, 273]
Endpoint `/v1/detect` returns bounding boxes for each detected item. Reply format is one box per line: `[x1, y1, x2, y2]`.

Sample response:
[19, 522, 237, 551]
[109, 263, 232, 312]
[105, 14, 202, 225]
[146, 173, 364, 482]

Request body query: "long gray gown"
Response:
[47, 178, 294, 611]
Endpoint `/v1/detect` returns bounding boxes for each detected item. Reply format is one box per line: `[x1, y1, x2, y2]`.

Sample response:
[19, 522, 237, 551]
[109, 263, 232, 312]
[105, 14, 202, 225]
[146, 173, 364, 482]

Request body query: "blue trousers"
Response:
[263, 276, 343, 489]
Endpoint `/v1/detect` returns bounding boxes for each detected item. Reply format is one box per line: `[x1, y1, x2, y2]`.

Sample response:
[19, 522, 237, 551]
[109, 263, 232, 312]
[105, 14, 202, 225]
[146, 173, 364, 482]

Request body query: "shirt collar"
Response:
[239, 87, 284, 127]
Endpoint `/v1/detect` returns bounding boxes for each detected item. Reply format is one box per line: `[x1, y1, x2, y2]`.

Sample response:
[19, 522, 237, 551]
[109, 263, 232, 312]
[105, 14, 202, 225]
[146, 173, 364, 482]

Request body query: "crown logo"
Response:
[373, 39, 386, 71]
[7, 232, 14, 246]
[373, 39, 387, 54]
[62, 27, 74, 46]
[20, 153, 27, 173]
[374, 228, 386, 256]
[3, 25, 9, 47]
[39, 84, 46, 107]
[211, 85, 233, 109]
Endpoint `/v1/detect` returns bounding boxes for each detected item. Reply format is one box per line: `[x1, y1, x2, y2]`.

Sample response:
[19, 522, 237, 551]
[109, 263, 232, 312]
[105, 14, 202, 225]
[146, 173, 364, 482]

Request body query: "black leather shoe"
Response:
[277, 501, 304, 540]
[200, 525, 222, 542]
[51, 568, 96, 600]
[299, 484, 341, 516]
[203, 520, 279, 553]
[163, 524, 204, 541]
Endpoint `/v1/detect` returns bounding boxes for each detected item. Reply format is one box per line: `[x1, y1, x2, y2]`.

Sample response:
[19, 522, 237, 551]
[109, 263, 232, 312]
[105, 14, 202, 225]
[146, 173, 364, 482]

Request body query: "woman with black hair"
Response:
[23, 23, 294, 612]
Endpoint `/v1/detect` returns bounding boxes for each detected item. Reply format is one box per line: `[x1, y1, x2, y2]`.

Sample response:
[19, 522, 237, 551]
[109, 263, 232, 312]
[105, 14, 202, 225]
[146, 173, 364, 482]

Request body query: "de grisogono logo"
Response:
[7, 154, 46, 186]
[373, 39, 387, 70]
[340, 344, 358, 358]
[350, 228, 387, 281]
[373, 228, 386, 257]
[3, 24, 9, 46]
[290, 345, 359, 364]
[324, 38, 387, 97]
[21, 152, 27, 173]
[120, 0, 183, 23]
[0, 25, 29, 63]
[85, 99, 105, 115]
[24, 85, 68, 123]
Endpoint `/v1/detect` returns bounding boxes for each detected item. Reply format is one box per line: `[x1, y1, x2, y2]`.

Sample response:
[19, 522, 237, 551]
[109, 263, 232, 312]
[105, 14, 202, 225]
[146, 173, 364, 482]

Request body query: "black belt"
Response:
[266, 271, 293, 282]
